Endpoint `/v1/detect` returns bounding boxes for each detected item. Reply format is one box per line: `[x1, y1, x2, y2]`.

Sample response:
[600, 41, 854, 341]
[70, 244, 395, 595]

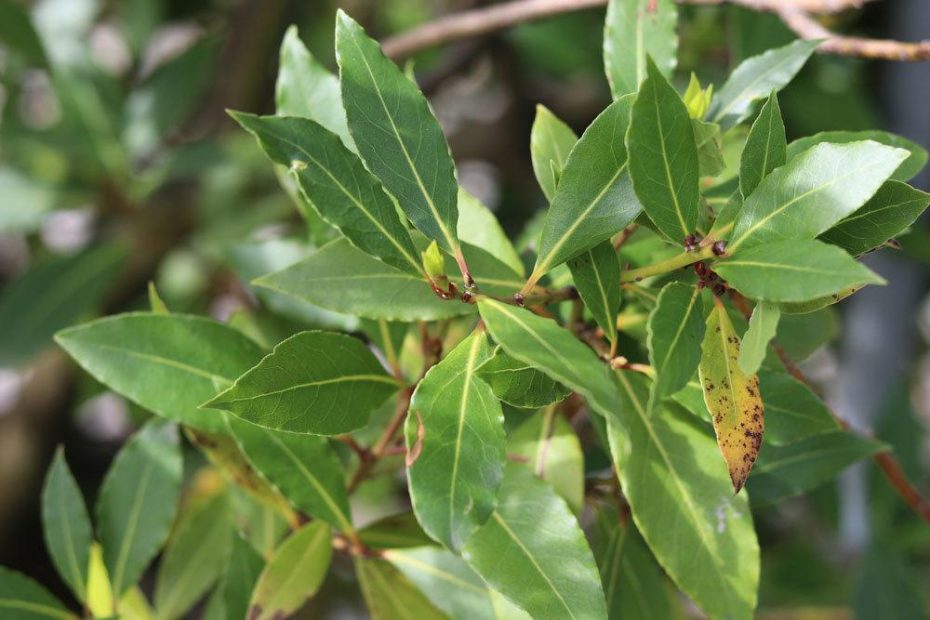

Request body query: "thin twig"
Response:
[383, 0, 930, 62]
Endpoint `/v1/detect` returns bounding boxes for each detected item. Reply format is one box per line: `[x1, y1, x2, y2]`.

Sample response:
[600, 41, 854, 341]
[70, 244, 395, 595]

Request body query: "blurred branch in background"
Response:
[383, 0, 930, 61]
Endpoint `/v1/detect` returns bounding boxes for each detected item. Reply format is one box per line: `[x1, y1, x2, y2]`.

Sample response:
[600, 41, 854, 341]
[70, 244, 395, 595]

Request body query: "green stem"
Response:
[620, 246, 714, 283]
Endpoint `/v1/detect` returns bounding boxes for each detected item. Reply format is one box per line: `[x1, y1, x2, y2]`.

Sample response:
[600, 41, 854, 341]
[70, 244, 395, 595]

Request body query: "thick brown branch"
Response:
[383, 0, 929, 62]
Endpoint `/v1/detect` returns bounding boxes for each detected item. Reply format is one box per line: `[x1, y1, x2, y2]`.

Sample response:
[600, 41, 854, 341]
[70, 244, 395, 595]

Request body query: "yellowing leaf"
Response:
[698, 299, 764, 492]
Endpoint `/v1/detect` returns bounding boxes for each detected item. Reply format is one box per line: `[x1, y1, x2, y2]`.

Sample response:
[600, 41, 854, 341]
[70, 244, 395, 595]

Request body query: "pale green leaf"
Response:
[603, 0, 677, 99]
[758, 371, 839, 445]
[355, 559, 446, 620]
[738, 301, 780, 375]
[740, 92, 785, 198]
[509, 408, 584, 514]
[0, 167, 54, 234]
[0, 567, 75, 620]
[646, 281, 704, 410]
[41, 449, 92, 603]
[96, 420, 182, 597]
[477, 347, 571, 409]
[787, 130, 928, 182]
[56, 313, 265, 432]
[568, 241, 621, 348]
[457, 188, 524, 276]
[530, 105, 577, 202]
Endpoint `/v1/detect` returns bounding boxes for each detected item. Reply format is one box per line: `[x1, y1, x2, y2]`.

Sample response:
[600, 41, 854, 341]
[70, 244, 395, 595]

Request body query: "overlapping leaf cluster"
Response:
[5, 1, 929, 619]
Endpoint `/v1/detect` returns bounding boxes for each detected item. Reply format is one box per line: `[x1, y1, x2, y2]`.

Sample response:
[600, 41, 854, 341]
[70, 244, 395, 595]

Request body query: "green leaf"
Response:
[96, 420, 183, 598]
[749, 431, 885, 503]
[477, 347, 571, 409]
[608, 371, 759, 620]
[255, 238, 474, 321]
[360, 319, 408, 371]
[758, 371, 839, 445]
[738, 301, 780, 374]
[40, 449, 92, 603]
[603, 0, 677, 99]
[0, 567, 75, 620]
[692, 119, 725, 178]
[509, 407, 585, 514]
[820, 181, 930, 255]
[232, 113, 422, 275]
[740, 92, 786, 198]
[699, 300, 765, 492]
[220, 536, 264, 620]
[787, 130, 928, 182]
[727, 141, 909, 252]
[0, 167, 54, 234]
[248, 522, 331, 620]
[358, 512, 433, 550]
[715, 239, 884, 303]
[206, 331, 399, 435]
[591, 502, 672, 620]
[355, 559, 445, 620]
[854, 547, 929, 620]
[568, 242, 621, 348]
[530, 94, 641, 283]
[457, 188, 524, 277]
[709, 39, 818, 131]
[0, 0, 48, 66]
[0, 243, 126, 367]
[628, 58, 700, 242]
[336, 11, 460, 257]
[646, 281, 704, 410]
[477, 300, 621, 419]
[224, 415, 353, 533]
[56, 313, 265, 432]
[276, 26, 352, 149]
[153, 491, 233, 620]
[147, 282, 169, 315]
[405, 331, 505, 551]
[463, 463, 607, 619]
[530, 105, 577, 202]
[383, 546, 530, 620]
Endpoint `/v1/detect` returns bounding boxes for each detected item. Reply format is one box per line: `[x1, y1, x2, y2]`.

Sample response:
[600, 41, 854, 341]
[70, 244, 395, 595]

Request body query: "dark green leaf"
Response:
[740, 92, 786, 198]
[603, 0, 677, 99]
[336, 11, 460, 256]
[358, 512, 433, 550]
[758, 371, 839, 445]
[530, 105, 577, 202]
[716, 239, 884, 303]
[477, 347, 571, 409]
[693, 119, 725, 178]
[509, 408, 584, 514]
[406, 331, 505, 551]
[787, 130, 928, 182]
[738, 301, 780, 375]
[819, 181, 930, 255]
[628, 58, 700, 242]
[56, 313, 265, 432]
[647, 281, 704, 409]
[41, 449, 92, 603]
[206, 331, 399, 435]
[568, 242, 621, 347]
[608, 371, 759, 620]
[0, 567, 74, 620]
[854, 547, 928, 620]
[96, 420, 182, 597]
[355, 559, 445, 620]
[709, 39, 818, 130]
[220, 536, 265, 620]
[0, 0, 47, 66]
[463, 463, 607, 619]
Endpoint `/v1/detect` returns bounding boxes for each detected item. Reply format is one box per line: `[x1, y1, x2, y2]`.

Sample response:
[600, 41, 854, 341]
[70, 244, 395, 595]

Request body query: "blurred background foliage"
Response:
[0, 0, 928, 617]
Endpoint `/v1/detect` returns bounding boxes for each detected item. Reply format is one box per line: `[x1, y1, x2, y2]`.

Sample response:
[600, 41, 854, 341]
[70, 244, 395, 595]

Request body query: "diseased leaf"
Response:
[740, 92, 786, 198]
[458, 188, 524, 276]
[477, 347, 571, 409]
[255, 238, 474, 321]
[41, 450, 92, 603]
[530, 105, 577, 202]
[232, 113, 422, 275]
[710, 39, 818, 130]
[603, 0, 678, 99]
[225, 415, 354, 533]
[405, 331, 505, 551]
[699, 299, 764, 492]
[276, 26, 352, 149]
[463, 463, 607, 619]
[820, 181, 930, 256]
[749, 431, 885, 503]
[715, 239, 884, 303]
[248, 522, 331, 620]
[727, 141, 909, 252]
[206, 331, 399, 435]
[56, 313, 265, 432]
[628, 58, 699, 243]
[384, 546, 529, 620]
[608, 371, 759, 620]
[647, 281, 704, 410]
[221, 535, 265, 620]
[530, 94, 641, 284]
[0, 567, 75, 620]
[477, 300, 621, 419]
[96, 420, 182, 598]
[568, 241, 621, 348]
[738, 301, 780, 375]
[787, 130, 928, 182]
[509, 408, 584, 514]
[336, 11, 460, 257]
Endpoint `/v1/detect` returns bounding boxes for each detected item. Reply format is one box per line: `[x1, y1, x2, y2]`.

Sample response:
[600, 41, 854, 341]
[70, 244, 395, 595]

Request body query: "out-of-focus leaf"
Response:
[248, 522, 331, 620]
[854, 546, 928, 620]
[457, 189, 524, 276]
[693, 119, 726, 178]
[86, 543, 113, 618]
[509, 408, 584, 514]
[568, 241, 621, 349]
[603, 0, 677, 98]
[463, 463, 607, 619]
[0, 0, 47, 66]
[478, 348, 571, 409]
[0, 168, 55, 233]
[355, 558, 445, 620]
[0, 566, 75, 620]
[220, 535, 264, 620]
[787, 130, 928, 182]
[358, 512, 433, 550]
[41, 449, 92, 603]
[530, 105, 577, 202]
[740, 92, 786, 198]
[56, 313, 265, 432]
[1, 244, 126, 367]
[96, 420, 182, 597]
[758, 371, 839, 445]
